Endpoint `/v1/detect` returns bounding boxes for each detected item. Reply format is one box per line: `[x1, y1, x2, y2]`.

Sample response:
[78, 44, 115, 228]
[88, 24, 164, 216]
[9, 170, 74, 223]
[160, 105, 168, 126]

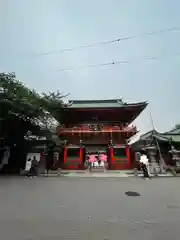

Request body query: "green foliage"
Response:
[0, 72, 66, 144]
[0, 72, 64, 122]
[41, 90, 67, 121]
[174, 124, 180, 130]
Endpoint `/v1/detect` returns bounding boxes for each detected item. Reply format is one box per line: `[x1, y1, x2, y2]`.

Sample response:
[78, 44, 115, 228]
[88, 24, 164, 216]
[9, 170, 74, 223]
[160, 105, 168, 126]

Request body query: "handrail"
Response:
[57, 125, 136, 130]
[56, 124, 137, 135]
[59, 129, 137, 133]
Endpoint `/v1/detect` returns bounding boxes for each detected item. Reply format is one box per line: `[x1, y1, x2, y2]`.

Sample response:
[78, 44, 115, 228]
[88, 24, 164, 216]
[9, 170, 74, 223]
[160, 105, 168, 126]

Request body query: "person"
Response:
[57, 156, 63, 176]
[26, 158, 32, 170]
[29, 156, 38, 177]
[21, 157, 32, 176]
[99, 152, 108, 171]
[88, 154, 92, 171]
[45, 155, 53, 176]
[97, 153, 101, 166]
[88, 154, 96, 172]
[140, 151, 150, 179]
[94, 158, 99, 168]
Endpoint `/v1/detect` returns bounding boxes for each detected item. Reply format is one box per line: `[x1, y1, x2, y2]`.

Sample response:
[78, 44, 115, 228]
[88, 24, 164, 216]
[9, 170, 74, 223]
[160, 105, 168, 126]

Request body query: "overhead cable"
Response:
[35, 27, 180, 56]
[58, 53, 180, 71]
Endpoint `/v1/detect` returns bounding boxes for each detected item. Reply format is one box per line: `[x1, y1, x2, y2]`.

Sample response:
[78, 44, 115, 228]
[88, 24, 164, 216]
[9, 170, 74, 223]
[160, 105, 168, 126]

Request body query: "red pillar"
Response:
[126, 146, 131, 168]
[64, 147, 67, 164]
[79, 147, 83, 169]
[110, 147, 114, 169]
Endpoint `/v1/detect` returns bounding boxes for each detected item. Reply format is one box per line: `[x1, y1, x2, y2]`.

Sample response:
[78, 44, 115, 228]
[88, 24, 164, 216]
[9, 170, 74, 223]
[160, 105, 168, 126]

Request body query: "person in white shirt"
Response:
[22, 158, 32, 176]
[140, 151, 150, 179]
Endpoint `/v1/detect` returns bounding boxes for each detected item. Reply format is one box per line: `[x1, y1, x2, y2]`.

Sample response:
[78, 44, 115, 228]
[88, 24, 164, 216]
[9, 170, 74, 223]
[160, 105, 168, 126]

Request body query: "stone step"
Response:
[91, 167, 105, 172]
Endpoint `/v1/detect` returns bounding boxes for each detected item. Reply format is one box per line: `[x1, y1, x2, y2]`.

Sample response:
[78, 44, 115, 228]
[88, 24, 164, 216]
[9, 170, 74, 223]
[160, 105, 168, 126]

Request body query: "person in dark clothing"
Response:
[97, 153, 101, 166]
[29, 156, 38, 176]
[141, 163, 150, 178]
[140, 150, 150, 179]
[45, 156, 54, 176]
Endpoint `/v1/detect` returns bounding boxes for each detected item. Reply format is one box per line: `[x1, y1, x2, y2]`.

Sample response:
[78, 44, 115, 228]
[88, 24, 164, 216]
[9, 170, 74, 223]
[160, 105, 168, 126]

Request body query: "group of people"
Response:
[23, 154, 61, 177]
[87, 152, 107, 171]
[22, 150, 151, 178]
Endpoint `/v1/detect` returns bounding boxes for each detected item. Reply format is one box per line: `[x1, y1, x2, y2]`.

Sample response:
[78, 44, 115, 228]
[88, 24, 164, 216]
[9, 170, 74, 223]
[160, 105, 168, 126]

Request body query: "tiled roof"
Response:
[66, 99, 147, 109]
[165, 135, 180, 142]
[139, 130, 180, 143]
[140, 130, 170, 142]
[164, 128, 180, 135]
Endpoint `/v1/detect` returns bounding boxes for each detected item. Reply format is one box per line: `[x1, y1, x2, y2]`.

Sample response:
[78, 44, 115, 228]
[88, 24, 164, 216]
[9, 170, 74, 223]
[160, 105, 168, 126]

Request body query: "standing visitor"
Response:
[97, 152, 101, 166]
[25, 158, 32, 171]
[30, 156, 39, 176]
[85, 153, 89, 169]
[23, 157, 32, 176]
[88, 154, 96, 172]
[45, 157, 51, 176]
[140, 150, 150, 179]
[99, 153, 108, 171]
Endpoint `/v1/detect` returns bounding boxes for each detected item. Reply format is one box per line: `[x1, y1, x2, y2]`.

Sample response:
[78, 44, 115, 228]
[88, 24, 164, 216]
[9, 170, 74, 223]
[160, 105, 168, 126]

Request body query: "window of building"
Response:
[67, 148, 80, 158]
[114, 147, 127, 158]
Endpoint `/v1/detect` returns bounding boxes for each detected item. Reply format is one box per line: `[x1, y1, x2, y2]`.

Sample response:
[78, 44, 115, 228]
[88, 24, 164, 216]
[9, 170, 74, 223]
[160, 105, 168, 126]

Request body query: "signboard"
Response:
[24, 131, 47, 141]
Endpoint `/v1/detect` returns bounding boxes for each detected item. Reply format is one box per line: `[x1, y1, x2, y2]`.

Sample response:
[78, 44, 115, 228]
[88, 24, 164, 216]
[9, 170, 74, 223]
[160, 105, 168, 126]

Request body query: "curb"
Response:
[39, 173, 176, 178]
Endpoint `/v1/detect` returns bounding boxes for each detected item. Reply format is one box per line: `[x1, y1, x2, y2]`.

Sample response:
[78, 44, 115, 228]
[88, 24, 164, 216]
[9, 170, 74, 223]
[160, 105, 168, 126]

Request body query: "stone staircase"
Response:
[91, 166, 106, 173]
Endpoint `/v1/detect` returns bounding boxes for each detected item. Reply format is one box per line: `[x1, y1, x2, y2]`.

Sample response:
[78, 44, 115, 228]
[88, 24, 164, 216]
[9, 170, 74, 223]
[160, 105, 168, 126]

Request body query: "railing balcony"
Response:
[57, 124, 137, 135]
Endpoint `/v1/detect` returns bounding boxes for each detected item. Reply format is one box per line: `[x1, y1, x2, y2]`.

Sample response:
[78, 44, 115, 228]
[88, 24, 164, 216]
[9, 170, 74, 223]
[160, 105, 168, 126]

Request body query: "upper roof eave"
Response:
[164, 128, 180, 135]
[65, 99, 148, 109]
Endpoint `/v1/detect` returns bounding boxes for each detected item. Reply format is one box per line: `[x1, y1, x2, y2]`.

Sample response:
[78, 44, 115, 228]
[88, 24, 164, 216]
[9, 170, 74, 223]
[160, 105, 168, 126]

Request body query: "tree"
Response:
[0, 72, 65, 131]
[174, 124, 180, 130]
[0, 72, 65, 173]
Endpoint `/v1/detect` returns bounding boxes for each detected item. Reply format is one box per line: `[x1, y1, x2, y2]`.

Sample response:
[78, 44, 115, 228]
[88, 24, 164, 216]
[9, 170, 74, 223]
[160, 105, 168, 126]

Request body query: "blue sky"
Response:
[0, 0, 180, 136]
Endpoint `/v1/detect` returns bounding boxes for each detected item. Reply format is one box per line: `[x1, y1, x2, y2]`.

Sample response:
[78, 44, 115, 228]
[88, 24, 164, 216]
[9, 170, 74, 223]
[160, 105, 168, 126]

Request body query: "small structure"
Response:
[131, 129, 180, 172]
[169, 146, 180, 168]
[56, 99, 147, 170]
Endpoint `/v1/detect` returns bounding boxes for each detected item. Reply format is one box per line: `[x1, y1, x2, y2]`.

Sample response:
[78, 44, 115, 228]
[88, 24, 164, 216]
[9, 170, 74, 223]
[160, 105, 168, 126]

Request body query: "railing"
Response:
[57, 124, 137, 134]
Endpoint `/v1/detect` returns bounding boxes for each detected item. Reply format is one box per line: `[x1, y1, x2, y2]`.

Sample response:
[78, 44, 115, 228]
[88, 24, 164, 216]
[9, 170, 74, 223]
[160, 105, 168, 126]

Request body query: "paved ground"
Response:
[0, 177, 180, 240]
[58, 171, 173, 177]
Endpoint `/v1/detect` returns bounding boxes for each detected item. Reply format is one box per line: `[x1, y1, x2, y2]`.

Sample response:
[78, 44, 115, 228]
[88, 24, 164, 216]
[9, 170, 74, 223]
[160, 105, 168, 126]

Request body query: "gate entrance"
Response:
[62, 144, 131, 170]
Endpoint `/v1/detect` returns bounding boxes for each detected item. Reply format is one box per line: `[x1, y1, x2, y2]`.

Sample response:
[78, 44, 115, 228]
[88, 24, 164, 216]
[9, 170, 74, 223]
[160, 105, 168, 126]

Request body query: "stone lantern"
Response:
[169, 146, 180, 168]
[143, 144, 161, 175]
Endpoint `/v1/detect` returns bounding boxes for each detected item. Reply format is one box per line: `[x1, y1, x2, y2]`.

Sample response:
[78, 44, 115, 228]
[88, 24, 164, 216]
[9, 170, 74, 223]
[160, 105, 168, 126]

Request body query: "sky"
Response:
[0, 0, 180, 137]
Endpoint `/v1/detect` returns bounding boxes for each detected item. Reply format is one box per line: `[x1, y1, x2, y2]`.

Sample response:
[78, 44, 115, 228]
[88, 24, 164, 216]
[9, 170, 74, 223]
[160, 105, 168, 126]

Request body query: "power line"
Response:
[35, 27, 180, 56]
[58, 52, 180, 71]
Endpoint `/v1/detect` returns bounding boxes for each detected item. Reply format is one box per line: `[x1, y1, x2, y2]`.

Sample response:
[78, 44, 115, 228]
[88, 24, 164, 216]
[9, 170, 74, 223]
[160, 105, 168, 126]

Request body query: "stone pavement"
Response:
[1, 177, 180, 239]
[64, 172, 130, 177]
[43, 170, 175, 178]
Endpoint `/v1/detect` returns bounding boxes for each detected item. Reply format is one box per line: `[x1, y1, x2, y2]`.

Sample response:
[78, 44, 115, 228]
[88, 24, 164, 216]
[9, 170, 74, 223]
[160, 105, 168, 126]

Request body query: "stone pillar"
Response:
[169, 148, 180, 168]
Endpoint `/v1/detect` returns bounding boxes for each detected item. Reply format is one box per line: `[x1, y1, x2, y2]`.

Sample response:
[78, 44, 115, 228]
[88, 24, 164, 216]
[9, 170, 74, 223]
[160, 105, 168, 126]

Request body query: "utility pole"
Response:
[149, 112, 155, 130]
[149, 112, 166, 173]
